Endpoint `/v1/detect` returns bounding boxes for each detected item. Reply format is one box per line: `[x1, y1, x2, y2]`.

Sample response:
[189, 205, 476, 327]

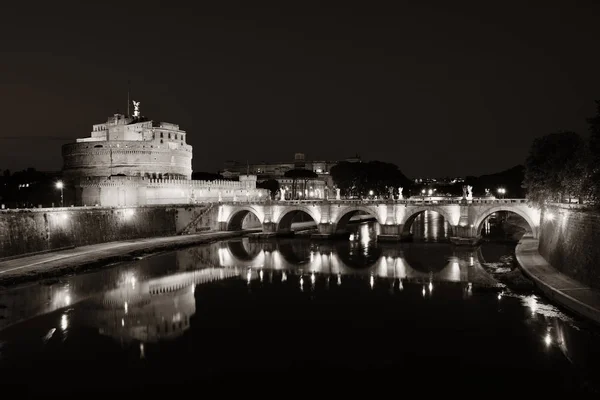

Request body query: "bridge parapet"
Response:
[217, 198, 530, 206]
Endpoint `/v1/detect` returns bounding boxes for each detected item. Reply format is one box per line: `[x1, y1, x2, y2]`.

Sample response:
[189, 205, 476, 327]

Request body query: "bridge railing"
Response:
[217, 198, 529, 206]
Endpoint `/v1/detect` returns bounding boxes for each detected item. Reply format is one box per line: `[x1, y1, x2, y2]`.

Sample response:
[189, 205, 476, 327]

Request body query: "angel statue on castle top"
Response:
[132, 100, 140, 118]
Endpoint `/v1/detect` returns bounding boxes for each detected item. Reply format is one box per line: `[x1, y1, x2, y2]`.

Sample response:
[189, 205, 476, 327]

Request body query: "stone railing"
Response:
[216, 198, 529, 206]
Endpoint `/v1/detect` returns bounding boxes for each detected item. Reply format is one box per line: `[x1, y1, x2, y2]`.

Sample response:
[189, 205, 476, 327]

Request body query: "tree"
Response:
[524, 131, 587, 206]
[586, 100, 600, 204]
[330, 161, 412, 198]
[257, 179, 280, 199]
[283, 169, 318, 199]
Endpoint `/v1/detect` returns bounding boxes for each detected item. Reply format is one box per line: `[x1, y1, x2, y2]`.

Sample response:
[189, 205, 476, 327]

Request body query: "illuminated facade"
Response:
[220, 152, 356, 199]
[62, 102, 268, 206]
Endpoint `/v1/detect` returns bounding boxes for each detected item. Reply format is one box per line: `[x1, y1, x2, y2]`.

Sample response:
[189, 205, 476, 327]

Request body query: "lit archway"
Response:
[276, 207, 319, 233]
[402, 209, 456, 239]
[227, 208, 262, 231]
[334, 207, 379, 233]
[474, 208, 535, 240]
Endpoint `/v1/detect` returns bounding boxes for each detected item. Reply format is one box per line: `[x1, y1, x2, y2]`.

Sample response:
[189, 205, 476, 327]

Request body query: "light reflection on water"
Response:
[0, 222, 598, 393]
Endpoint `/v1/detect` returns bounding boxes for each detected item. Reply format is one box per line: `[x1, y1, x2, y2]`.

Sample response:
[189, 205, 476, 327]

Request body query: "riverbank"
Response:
[0, 230, 258, 287]
[515, 234, 600, 325]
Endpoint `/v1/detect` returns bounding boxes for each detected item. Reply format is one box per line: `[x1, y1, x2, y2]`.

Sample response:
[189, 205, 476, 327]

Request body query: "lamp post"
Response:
[497, 187, 506, 199]
[56, 181, 64, 207]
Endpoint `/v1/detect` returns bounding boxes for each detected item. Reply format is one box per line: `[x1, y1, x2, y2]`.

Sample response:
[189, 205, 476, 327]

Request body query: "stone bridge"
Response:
[217, 198, 541, 244]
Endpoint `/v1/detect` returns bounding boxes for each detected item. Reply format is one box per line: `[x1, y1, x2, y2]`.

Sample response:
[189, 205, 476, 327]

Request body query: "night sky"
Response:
[2, 1, 600, 178]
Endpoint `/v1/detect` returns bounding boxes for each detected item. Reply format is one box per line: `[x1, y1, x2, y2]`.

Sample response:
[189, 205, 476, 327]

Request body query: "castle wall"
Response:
[62, 141, 192, 179]
[538, 204, 600, 290]
[76, 177, 269, 207]
[0, 205, 221, 259]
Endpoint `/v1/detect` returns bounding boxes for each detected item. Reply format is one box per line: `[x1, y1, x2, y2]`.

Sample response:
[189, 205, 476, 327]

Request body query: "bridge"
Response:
[216, 198, 541, 245]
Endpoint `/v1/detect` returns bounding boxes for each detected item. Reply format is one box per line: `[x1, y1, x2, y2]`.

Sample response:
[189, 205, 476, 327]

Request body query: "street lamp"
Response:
[56, 181, 64, 207]
[497, 187, 506, 199]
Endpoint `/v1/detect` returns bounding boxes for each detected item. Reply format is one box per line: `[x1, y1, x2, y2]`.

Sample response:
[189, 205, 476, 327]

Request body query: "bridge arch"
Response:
[472, 205, 538, 239]
[275, 205, 320, 232]
[333, 206, 382, 232]
[401, 207, 456, 237]
[226, 206, 263, 231]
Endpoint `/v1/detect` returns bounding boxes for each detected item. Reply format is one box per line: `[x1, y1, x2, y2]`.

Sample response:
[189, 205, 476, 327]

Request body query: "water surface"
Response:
[0, 217, 599, 395]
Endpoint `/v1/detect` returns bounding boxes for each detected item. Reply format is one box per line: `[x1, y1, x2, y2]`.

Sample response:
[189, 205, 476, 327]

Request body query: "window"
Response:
[168, 133, 171, 139]
[160, 132, 163, 138]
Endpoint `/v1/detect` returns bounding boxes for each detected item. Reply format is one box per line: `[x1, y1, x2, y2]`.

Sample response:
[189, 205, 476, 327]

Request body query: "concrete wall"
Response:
[539, 205, 600, 290]
[0, 205, 221, 259]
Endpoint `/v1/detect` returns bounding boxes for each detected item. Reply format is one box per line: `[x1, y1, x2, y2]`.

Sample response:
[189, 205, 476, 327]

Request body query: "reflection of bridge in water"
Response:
[0, 239, 500, 344]
[215, 238, 500, 287]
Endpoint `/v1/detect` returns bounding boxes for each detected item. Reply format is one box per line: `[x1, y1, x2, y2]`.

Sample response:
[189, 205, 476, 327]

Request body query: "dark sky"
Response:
[2, 1, 600, 178]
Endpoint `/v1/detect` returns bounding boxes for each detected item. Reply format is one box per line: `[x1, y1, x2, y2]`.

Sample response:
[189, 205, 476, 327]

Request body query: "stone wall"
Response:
[538, 205, 600, 290]
[0, 205, 222, 259]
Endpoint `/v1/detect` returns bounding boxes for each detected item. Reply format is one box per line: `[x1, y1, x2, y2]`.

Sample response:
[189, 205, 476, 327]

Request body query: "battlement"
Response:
[147, 179, 249, 189]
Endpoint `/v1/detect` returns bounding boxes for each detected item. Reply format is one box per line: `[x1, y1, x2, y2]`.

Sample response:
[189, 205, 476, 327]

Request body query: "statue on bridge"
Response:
[388, 187, 394, 199]
[462, 185, 468, 199]
[398, 187, 403, 200]
[467, 185, 473, 200]
[336, 188, 341, 200]
[280, 188, 286, 201]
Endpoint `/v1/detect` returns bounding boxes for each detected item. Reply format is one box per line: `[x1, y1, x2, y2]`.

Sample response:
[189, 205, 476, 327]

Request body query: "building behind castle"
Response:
[62, 102, 267, 206]
[221, 152, 361, 200]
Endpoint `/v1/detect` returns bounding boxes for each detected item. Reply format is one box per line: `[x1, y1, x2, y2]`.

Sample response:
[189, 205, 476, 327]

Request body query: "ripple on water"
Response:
[503, 292, 579, 328]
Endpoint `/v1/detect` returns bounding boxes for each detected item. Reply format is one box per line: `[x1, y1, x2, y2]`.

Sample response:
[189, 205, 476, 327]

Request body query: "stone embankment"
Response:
[0, 230, 256, 287]
[516, 234, 600, 325]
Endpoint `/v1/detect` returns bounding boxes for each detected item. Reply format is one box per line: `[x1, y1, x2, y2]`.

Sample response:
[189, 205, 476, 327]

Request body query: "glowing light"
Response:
[545, 334, 552, 346]
[498, 292, 503, 300]
[398, 279, 403, 291]
[428, 281, 433, 292]
[370, 275, 374, 289]
[60, 314, 68, 331]
[337, 274, 342, 286]
[246, 269, 252, 284]
[422, 286, 426, 297]
[121, 318, 125, 327]
[349, 234, 355, 241]
[546, 213, 555, 221]
[527, 296, 538, 314]
[124, 302, 128, 314]
[282, 272, 287, 282]
[428, 189, 433, 196]
[300, 276, 304, 291]
[55, 181, 64, 189]
[64, 294, 71, 306]
[469, 256, 474, 266]
[124, 208, 136, 219]
[140, 343, 145, 359]
[311, 272, 316, 285]
[259, 269, 264, 282]
[369, 190, 374, 196]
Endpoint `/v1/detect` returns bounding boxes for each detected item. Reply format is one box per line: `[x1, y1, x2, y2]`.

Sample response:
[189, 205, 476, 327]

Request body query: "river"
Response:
[0, 211, 599, 395]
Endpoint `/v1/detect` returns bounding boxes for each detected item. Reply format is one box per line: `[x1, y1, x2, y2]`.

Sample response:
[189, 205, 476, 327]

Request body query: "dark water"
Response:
[1, 217, 599, 396]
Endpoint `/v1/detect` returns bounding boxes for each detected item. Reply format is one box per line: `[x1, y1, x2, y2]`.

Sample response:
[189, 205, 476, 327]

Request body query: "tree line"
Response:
[524, 101, 600, 207]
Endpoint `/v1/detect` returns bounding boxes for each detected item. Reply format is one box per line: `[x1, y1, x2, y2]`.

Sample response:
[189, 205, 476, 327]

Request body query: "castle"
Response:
[62, 101, 267, 206]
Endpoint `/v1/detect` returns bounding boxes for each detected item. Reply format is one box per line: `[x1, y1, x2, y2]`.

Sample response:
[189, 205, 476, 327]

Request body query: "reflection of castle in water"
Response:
[78, 268, 240, 343]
